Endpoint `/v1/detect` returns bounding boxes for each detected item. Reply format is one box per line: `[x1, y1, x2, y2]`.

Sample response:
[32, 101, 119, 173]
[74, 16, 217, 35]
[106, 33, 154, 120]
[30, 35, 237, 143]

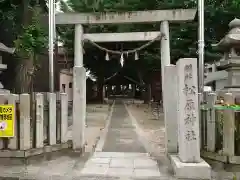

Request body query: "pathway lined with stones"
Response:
[103, 100, 146, 152]
[81, 100, 169, 179]
[0, 100, 172, 180]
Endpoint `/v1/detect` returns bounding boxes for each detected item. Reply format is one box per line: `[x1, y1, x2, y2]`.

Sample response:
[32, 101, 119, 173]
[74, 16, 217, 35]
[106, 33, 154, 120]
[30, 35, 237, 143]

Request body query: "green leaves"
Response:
[14, 6, 47, 59]
[58, 0, 240, 83]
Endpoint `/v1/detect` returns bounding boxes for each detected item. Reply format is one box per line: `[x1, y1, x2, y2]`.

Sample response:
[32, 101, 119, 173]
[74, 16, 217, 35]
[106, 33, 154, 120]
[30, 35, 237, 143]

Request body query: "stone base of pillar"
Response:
[169, 155, 211, 180]
[72, 66, 86, 151]
[69, 143, 85, 155]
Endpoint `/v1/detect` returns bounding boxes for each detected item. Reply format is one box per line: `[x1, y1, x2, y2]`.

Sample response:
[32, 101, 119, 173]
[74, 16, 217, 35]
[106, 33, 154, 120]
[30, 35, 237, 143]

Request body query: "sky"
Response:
[56, 0, 68, 13]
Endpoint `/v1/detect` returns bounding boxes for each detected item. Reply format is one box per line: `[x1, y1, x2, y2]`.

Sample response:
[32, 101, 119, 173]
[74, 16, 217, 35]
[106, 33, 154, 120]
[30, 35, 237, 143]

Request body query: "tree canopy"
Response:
[0, 0, 48, 92]
[0, 0, 240, 92]
[57, 0, 240, 85]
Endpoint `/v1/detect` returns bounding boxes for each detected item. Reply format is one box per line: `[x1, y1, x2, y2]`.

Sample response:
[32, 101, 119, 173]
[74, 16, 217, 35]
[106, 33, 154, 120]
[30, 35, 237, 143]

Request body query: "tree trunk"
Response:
[143, 84, 151, 104]
[14, 58, 33, 93]
[22, 0, 30, 25]
[13, 0, 32, 93]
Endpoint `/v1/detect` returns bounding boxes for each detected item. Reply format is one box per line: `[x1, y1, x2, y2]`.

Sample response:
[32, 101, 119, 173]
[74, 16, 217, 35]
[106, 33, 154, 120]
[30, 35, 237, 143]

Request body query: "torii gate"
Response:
[55, 9, 197, 152]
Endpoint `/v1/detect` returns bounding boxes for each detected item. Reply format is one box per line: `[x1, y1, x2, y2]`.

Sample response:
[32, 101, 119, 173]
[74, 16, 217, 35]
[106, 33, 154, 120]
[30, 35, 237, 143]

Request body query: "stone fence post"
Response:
[36, 93, 44, 148]
[19, 94, 31, 150]
[222, 93, 235, 156]
[48, 93, 56, 145]
[60, 93, 68, 143]
[206, 92, 217, 152]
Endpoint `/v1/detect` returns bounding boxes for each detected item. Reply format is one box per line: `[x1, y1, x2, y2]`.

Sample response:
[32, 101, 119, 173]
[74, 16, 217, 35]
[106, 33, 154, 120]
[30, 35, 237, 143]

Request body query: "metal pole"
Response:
[49, 0, 54, 92]
[198, 0, 204, 96]
[53, 0, 56, 41]
[198, 0, 205, 148]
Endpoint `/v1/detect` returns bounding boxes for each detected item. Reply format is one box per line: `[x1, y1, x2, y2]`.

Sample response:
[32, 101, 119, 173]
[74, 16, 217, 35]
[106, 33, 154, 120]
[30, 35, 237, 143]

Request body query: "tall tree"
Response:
[58, 0, 240, 101]
[0, 0, 48, 92]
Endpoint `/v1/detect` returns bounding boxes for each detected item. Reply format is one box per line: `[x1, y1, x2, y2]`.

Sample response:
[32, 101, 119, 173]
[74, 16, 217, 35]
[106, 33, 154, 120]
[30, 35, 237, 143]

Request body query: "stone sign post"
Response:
[170, 58, 211, 180]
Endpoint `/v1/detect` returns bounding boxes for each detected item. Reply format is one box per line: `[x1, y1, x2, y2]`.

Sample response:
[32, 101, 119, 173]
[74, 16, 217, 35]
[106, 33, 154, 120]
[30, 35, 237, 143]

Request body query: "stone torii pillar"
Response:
[161, 21, 179, 153]
[160, 21, 171, 81]
[72, 24, 86, 151]
[55, 9, 197, 153]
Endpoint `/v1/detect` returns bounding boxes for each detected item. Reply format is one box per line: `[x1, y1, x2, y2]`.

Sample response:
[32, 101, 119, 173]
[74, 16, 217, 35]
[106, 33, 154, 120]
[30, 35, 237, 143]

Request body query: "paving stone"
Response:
[0, 100, 172, 180]
[93, 152, 149, 159]
[109, 158, 133, 168]
[133, 158, 158, 169]
[73, 176, 120, 180]
[86, 157, 111, 164]
[81, 165, 108, 175]
[133, 168, 161, 177]
[93, 152, 125, 158]
[107, 168, 134, 176]
[84, 163, 109, 168]
[120, 153, 149, 158]
[102, 101, 146, 153]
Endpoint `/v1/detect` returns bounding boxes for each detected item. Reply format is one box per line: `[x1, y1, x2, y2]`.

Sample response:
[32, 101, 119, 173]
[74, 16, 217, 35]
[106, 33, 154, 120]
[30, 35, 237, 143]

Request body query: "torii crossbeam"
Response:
[55, 9, 197, 151]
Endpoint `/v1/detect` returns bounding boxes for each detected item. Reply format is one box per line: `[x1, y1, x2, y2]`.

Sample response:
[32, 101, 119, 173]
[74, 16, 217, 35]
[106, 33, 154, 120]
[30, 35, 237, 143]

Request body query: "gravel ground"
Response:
[67, 103, 112, 153]
[125, 100, 240, 180]
[125, 101, 165, 157]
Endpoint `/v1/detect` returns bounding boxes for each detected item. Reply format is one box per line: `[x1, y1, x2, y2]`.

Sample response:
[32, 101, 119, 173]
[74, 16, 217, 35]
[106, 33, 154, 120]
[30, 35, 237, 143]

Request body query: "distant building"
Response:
[58, 45, 96, 102]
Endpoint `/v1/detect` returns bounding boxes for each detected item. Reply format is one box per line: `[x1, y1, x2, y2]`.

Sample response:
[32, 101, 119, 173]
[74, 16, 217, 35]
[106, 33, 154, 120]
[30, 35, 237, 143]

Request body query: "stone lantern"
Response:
[213, 18, 240, 88]
[0, 42, 15, 93]
[212, 18, 240, 159]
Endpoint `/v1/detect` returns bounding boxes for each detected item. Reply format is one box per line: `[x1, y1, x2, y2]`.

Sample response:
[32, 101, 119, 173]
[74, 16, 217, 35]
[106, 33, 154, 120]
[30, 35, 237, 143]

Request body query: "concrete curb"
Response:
[95, 100, 115, 152]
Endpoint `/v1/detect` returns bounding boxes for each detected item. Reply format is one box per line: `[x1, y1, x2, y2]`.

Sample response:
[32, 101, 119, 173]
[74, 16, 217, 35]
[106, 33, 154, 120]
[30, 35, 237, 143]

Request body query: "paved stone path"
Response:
[103, 101, 146, 152]
[81, 100, 168, 179]
[0, 100, 172, 180]
[81, 152, 162, 178]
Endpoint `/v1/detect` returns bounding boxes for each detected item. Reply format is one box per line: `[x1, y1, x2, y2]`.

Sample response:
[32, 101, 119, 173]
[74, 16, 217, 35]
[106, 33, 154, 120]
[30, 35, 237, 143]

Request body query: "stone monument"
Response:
[169, 58, 211, 180]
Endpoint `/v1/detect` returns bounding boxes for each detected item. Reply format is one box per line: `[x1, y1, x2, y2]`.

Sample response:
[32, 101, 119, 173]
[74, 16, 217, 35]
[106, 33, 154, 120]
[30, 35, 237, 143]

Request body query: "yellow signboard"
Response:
[0, 105, 14, 137]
